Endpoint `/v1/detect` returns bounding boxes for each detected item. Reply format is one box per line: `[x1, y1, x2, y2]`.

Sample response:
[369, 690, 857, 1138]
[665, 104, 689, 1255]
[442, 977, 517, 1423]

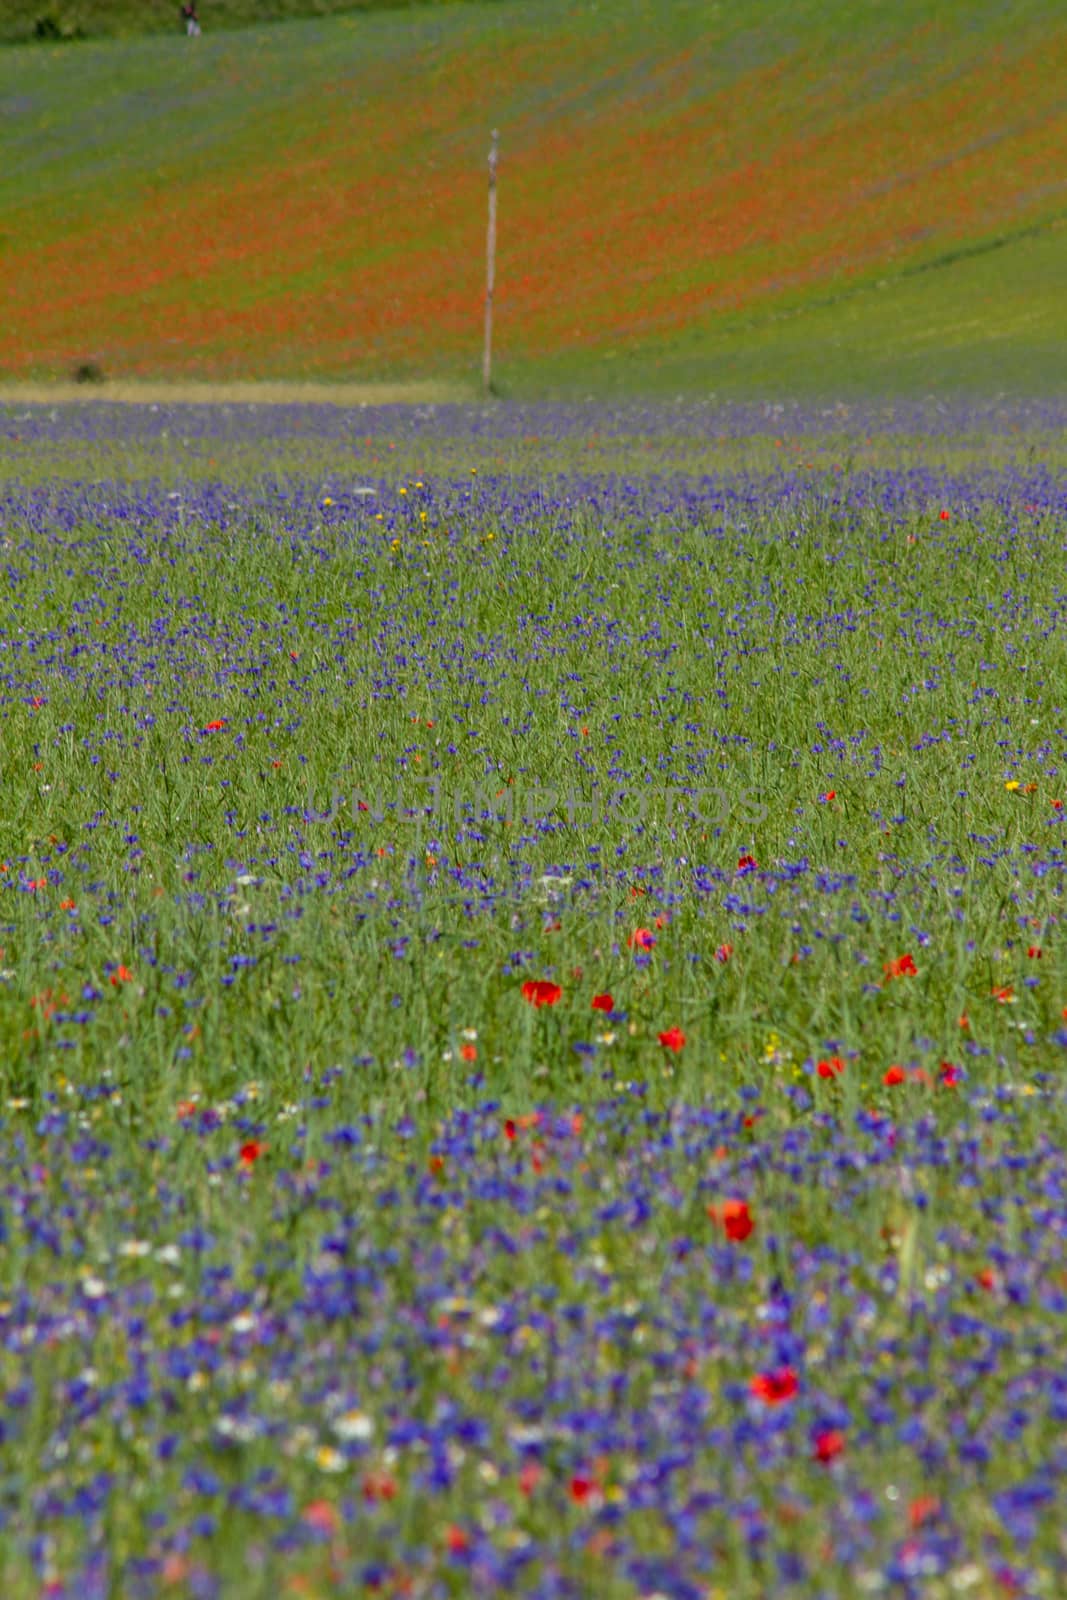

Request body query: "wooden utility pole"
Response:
[482, 130, 499, 397]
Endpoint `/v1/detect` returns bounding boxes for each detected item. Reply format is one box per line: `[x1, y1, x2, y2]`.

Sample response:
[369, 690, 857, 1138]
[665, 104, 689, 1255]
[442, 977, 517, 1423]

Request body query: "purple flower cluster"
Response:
[0, 1087, 1065, 1597]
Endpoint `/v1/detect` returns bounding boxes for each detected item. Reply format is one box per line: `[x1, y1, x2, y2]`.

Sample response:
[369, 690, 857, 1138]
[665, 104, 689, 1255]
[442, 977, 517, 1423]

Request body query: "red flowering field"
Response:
[3, 0, 1066, 392]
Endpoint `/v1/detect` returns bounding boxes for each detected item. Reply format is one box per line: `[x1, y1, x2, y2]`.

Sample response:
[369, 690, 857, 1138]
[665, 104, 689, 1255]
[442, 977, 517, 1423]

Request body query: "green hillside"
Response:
[0, 0, 478, 47]
[2, 0, 1065, 395]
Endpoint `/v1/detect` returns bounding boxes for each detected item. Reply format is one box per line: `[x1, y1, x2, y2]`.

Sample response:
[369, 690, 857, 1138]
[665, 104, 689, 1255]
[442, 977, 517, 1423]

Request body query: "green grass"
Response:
[0, 0, 494, 47]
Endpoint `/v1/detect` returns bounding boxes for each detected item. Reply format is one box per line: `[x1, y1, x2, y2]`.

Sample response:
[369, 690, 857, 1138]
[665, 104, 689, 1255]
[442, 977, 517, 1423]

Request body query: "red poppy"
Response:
[883, 953, 917, 980]
[568, 1474, 595, 1504]
[59, 898, 76, 911]
[176, 1099, 198, 1121]
[109, 964, 134, 986]
[976, 1267, 997, 1292]
[939, 1061, 961, 1088]
[708, 1198, 754, 1242]
[518, 1461, 543, 1495]
[460, 1042, 477, 1062]
[817, 1056, 844, 1079]
[591, 993, 613, 1011]
[909, 1495, 941, 1529]
[302, 1499, 340, 1534]
[521, 979, 561, 1007]
[202, 719, 227, 732]
[504, 1119, 517, 1141]
[736, 854, 758, 874]
[750, 1367, 798, 1405]
[820, 790, 836, 803]
[628, 928, 655, 951]
[991, 985, 1015, 1004]
[939, 509, 951, 521]
[715, 943, 733, 963]
[1053, 799, 1064, 811]
[239, 1140, 265, 1167]
[1027, 945, 1042, 959]
[883, 1065, 906, 1086]
[658, 1026, 686, 1052]
[812, 1430, 845, 1464]
[445, 1525, 469, 1553]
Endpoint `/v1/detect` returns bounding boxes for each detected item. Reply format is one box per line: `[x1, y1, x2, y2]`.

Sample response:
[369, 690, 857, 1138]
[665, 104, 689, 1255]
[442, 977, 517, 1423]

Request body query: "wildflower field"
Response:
[2, 396, 1067, 1598]
[5, 0, 1067, 395]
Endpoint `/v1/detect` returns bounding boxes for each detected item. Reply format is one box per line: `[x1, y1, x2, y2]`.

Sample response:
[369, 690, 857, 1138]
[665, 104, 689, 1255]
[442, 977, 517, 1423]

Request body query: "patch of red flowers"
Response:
[708, 1198, 754, 1242]
[909, 1495, 941, 1529]
[812, 1429, 846, 1464]
[568, 1474, 597, 1505]
[883, 953, 917, 980]
[883, 1065, 931, 1088]
[109, 964, 134, 986]
[750, 1367, 799, 1405]
[521, 979, 561, 1007]
[202, 719, 227, 732]
[301, 1499, 340, 1535]
[518, 1461, 543, 1496]
[658, 1026, 686, 1051]
[30, 988, 67, 1021]
[715, 942, 733, 963]
[361, 1471, 397, 1503]
[817, 1055, 844, 1079]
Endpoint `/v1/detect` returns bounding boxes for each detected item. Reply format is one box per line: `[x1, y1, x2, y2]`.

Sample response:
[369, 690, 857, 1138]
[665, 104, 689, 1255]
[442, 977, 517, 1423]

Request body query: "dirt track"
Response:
[0, 381, 471, 407]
